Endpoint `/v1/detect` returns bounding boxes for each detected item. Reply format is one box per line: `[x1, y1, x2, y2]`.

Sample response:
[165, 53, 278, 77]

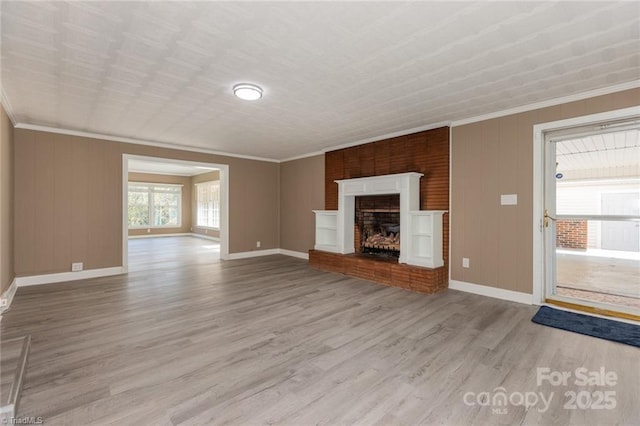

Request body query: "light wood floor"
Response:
[1, 236, 638, 425]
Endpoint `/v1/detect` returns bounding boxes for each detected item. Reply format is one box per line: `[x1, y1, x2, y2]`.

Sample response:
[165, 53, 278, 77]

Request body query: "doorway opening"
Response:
[534, 107, 640, 318]
[122, 155, 229, 272]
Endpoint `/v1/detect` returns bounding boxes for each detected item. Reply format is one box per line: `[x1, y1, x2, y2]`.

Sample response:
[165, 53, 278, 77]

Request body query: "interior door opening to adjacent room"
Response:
[122, 155, 229, 272]
[539, 114, 640, 319]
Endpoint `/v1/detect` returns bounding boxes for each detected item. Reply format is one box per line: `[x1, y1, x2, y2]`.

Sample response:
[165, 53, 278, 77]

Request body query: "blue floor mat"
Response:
[532, 306, 640, 348]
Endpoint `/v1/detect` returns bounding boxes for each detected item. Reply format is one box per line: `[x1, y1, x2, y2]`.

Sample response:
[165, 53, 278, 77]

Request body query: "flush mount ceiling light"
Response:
[233, 83, 263, 101]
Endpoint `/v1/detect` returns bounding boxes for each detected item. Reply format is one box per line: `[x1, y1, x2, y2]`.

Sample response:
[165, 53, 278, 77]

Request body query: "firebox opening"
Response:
[355, 195, 400, 260]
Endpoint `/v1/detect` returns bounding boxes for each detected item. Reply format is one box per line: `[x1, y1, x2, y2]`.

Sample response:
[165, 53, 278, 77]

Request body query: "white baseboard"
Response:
[14, 246, 302, 287]
[0, 403, 14, 417]
[15, 267, 126, 287]
[190, 233, 220, 242]
[128, 233, 221, 242]
[449, 280, 533, 305]
[279, 249, 309, 260]
[128, 233, 191, 239]
[226, 249, 281, 260]
[0, 278, 18, 315]
[226, 248, 309, 260]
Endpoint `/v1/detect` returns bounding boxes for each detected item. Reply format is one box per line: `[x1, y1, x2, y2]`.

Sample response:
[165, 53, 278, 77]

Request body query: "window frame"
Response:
[127, 181, 183, 229]
[195, 180, 221, 230]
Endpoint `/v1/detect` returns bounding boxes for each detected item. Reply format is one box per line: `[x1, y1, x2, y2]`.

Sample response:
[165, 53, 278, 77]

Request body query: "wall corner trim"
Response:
[0, 279, 18, 315]
[449, 280, 533, 305]
[226, 248, 310, 260]
[0, 89, 17, 125]
[278, 249, 309, 260]
[15, 267, 126, 287]
[226, 249, 281, 260]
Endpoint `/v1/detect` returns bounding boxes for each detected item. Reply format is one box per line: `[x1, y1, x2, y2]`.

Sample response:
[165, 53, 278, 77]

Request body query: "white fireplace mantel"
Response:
[334, 173, 422, 264]
[334, 172, 424, 197]
[314, 172, 444, 268]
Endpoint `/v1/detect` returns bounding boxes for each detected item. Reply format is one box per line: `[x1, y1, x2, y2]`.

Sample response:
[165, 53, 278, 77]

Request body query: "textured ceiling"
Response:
[1, 1, 639, 160]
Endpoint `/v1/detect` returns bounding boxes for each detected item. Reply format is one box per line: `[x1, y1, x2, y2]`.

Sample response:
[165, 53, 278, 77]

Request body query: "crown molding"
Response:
[0, 88, 17, 126]
[280, 151, 325, 163]
[7, 81, 639, 163]
[13, 123, 281, 163]
[321, 121, 452, 153]
[450, 80, 640, 127]
[283, 79, 639, 159]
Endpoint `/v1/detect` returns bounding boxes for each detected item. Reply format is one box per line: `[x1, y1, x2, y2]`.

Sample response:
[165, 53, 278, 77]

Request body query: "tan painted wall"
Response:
[12, 89, 638, 281]
[127, 172, 192, 237]
[451, 88, 640, 294]
[279, 155, 325, 253]
[191, 170, 220, 239]
[14, 129, 279, 276]
[1, 104, 15, 293]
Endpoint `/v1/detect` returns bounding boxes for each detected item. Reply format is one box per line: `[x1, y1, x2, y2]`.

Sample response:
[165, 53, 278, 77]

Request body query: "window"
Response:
[128, 183, 182, 228]
[196, 180, 220, 229]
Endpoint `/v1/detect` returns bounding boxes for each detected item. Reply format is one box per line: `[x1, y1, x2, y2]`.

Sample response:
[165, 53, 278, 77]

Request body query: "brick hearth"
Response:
[308, 250, 448, 294]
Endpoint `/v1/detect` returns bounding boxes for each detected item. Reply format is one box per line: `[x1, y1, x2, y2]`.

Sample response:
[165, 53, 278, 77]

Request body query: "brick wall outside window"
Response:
[556, 219, 588, 249]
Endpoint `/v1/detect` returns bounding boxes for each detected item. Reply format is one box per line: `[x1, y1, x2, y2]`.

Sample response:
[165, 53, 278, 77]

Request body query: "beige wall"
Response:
[451, 88, 640, 294]
[14, 129, 280, 276]
[11, 88, 638, 281]
[279, 155, 325, 253]
[191, 170, 220, 239]
[127, 172, 192, 237]
[1, 104, 15, 293]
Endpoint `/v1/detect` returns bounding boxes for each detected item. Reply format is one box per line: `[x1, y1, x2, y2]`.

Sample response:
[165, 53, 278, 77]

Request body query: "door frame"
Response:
[532, 105, 640, 305]
[122, 154, 230, 272]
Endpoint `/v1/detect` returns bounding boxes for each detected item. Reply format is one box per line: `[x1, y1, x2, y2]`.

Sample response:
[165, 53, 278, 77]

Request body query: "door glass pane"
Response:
[556, 219, 640, 309]
[552, 127, 640, 309]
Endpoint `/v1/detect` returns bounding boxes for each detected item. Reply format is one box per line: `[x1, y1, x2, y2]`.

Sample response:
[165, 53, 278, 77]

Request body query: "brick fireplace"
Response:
[308, 126, 451, 295]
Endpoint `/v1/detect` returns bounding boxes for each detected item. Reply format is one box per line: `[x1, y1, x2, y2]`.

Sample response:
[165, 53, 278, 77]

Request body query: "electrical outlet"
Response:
[147, 228, 151, 233]
[72, 262, 83, 272]
[462, 258, 470, 268]
[205, 229, 208, 234]
[0, 298, 7, 308]
[256, 241, 261, 248]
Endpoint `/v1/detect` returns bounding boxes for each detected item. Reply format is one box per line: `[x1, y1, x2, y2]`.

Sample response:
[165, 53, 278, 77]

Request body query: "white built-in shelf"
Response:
[407, 211, 445, 268]
[313, 210, 339, 252]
